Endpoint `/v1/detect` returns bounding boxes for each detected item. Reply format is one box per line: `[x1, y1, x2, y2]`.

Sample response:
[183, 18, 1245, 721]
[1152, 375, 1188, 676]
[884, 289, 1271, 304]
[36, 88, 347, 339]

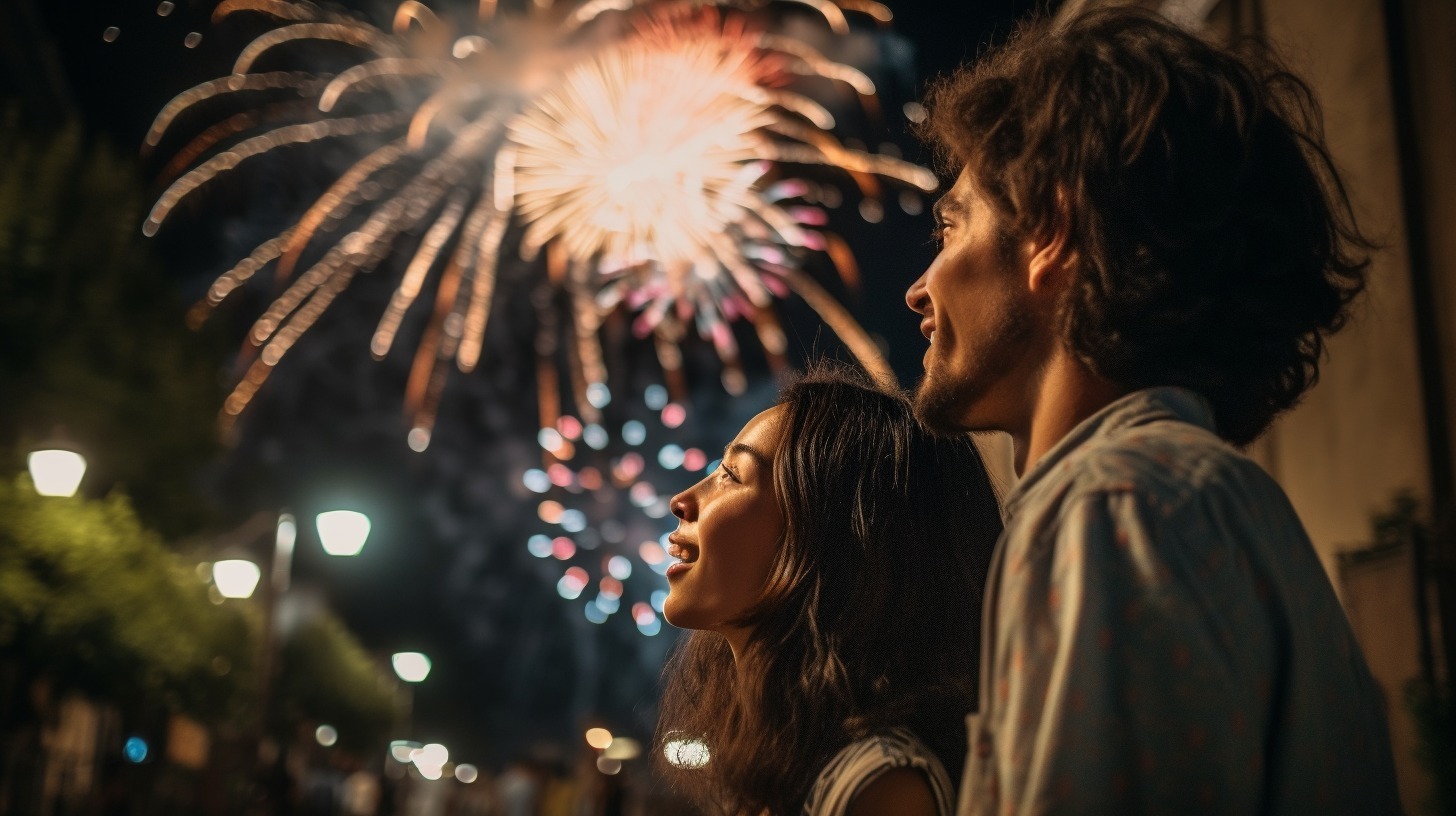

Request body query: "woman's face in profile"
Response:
[664, 406, 787, 638]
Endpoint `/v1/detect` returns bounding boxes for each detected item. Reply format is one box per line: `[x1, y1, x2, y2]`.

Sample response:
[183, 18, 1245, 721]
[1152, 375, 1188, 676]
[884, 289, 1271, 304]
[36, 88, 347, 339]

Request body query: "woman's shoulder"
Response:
[801, 727, 955, 816]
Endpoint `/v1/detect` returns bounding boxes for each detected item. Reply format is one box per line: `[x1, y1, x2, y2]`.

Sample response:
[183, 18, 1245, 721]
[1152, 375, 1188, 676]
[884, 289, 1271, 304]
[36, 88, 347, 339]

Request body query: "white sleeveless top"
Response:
[801, 728, 955, 816]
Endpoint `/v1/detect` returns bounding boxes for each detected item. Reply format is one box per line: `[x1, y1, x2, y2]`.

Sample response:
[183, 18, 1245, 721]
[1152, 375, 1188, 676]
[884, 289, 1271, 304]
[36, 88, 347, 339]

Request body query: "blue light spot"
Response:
[124, 737, 149, 764]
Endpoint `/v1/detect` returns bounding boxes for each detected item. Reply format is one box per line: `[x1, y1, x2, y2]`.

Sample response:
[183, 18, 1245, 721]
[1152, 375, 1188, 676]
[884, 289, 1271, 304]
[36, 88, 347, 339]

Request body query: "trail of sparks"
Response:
[147, 0, 933, 445]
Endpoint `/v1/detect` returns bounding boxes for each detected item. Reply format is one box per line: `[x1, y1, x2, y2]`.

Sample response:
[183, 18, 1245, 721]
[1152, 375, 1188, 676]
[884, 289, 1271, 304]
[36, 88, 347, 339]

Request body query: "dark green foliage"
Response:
[0, 112, 226, 538]
[277, 613, 397, 753]
[0, 475, 254, 722]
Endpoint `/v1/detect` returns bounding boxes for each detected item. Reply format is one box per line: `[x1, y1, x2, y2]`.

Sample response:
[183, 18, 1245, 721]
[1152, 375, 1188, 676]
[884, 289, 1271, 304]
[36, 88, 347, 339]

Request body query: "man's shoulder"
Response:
[1048, 418, 1281, 516]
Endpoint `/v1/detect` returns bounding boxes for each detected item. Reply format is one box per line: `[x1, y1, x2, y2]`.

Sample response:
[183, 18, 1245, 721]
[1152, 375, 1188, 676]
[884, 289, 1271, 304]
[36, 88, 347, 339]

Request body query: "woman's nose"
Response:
[670, 488, 694, 521]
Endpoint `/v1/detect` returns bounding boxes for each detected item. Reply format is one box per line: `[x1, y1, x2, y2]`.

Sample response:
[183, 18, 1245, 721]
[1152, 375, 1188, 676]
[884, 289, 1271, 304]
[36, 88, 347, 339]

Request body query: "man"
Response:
[906, 6, 1400, 814]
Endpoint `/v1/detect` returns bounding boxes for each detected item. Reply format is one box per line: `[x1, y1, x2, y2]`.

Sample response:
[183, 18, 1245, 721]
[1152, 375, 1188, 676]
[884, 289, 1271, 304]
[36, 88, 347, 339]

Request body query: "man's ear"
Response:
[1027, 191, 1076, 294]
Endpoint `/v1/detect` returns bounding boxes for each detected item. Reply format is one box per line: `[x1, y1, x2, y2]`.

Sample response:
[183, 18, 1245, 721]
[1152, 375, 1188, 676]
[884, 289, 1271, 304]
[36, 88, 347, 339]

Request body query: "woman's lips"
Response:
[665, 561, 693, 578]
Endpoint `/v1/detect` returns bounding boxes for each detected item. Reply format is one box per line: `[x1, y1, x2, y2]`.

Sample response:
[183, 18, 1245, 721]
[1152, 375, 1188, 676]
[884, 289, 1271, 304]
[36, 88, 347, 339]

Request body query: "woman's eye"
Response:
[718, 464, 739, 483]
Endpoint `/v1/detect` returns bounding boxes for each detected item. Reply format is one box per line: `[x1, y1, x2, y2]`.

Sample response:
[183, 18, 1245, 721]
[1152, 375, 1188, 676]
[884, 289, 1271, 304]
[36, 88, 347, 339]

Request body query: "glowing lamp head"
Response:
[212, 559, 262, 599]
[27, 449, 87, 497]
[316, 510, 371, 556]
[391, 651, 432, 683]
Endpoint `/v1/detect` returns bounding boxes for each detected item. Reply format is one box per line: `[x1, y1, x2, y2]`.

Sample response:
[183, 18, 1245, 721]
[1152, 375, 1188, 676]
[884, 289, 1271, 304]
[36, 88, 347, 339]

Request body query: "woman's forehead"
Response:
[728, 405, 787, 461]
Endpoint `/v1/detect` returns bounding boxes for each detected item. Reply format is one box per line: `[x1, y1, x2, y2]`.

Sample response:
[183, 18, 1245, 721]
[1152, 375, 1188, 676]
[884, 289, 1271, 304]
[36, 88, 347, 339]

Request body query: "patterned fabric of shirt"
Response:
[958, 387, 1400, 815]
[804, 727, 955, 816]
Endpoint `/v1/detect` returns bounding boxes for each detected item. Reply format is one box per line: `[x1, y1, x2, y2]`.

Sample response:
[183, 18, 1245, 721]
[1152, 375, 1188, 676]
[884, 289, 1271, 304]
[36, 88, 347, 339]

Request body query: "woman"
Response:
[654, 364, 1004, 816]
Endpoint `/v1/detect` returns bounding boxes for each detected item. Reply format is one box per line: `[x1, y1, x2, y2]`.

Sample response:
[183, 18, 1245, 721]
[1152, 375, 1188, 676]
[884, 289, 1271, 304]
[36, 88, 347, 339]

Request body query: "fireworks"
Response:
[147, 0, 934, 444]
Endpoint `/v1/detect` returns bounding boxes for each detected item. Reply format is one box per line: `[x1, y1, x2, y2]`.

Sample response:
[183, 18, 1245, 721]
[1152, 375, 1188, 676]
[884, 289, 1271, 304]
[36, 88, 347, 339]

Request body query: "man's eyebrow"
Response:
[724, 442, 772, 469]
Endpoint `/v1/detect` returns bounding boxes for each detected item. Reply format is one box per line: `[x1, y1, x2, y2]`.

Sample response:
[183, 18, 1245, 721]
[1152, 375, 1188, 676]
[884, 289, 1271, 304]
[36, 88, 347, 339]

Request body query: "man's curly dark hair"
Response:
[919, 5, 1372, 446]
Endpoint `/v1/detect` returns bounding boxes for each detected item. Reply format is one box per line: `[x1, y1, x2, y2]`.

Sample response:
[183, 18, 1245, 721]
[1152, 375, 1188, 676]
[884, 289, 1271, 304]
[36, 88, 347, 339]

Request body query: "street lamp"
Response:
[27, 448, 87, 497]
[212, 559, 262, 599]
[316, 510, 371, 556]
[391, 652, 431, 683]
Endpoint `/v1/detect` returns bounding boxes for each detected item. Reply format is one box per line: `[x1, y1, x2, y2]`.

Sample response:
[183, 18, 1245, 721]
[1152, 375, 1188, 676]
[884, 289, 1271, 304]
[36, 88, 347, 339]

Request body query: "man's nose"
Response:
[906, 271, 930, 315]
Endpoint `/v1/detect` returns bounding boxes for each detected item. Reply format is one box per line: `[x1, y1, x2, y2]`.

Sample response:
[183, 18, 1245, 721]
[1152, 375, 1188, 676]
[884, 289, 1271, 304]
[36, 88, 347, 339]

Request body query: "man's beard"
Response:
[912, 299, 1034, 436]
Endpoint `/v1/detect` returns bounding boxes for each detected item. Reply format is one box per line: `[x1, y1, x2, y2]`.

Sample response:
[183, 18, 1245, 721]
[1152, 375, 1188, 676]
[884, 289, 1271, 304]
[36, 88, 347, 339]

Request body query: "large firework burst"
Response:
[147, 0, 934, 446]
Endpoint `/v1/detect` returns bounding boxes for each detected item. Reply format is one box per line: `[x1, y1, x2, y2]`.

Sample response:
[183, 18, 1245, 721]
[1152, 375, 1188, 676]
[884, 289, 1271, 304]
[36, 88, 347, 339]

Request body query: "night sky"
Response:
[5, 0, 1047, 766]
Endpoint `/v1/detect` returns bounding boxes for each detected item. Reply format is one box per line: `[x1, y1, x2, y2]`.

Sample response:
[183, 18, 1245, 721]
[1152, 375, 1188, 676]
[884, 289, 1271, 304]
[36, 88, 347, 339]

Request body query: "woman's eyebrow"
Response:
[724, 441, 771, 470]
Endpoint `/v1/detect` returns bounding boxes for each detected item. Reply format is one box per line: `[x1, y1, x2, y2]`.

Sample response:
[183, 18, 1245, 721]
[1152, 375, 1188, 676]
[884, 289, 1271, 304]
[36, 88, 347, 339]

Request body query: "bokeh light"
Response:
[315, 725, 338, 747]
[585, 728, 613, 750]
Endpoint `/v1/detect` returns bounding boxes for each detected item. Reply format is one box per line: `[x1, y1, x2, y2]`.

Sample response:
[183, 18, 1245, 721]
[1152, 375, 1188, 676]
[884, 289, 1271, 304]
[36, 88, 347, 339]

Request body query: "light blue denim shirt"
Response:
[959, 387, 1399, 815]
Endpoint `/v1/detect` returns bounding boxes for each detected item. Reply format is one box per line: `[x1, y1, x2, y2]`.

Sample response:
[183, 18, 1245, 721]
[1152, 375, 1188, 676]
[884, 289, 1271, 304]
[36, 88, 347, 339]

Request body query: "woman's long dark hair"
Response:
[653, 364, 1003, 816]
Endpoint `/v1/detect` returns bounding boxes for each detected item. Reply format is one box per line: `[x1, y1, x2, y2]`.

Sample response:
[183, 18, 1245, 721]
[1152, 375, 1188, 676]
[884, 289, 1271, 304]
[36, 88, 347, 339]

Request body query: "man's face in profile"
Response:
[906, 171, 1037, 435]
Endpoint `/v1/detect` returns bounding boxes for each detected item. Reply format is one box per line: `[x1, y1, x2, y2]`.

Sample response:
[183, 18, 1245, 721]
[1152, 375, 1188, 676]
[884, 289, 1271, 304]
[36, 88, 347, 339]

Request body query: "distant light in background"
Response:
[638, 617, 662, 636]
[212, 559, 261, 599]
[585, 728, 614, 750]
[552, 537, 577, 560]
[183, 31, 202, 48]
[615, 453, 646, 482]
[657, 444, 685, 469]
[644, 385, 669, 411]
[316, 510, 370, 556]
[102, 26, 119, 42]
[274, 513, 297, 592]
[538, 500, 565, 524]
[548, 464, 574, 488]
[527, 535, 553, 558]
[683, 448, 708, 471]
[629, 483, 656, 508]
[632, 603, 656, 625]
[607, 555, 632, 580]
[596, 757, 623, 775]
[315, 725, 339, 747]
[585, 603, 608, 624]
[661, 404, 687, 429]
[587, 383, 612, 409]
[389, 741, 423, 763]
[604, 737, 642, 760]
[705, 458, 721, 475]
[156, 1, 174, 16]
[27, 449, 87, 497]
[123, 736, 148, 764]
[558, 569, 588, 600]
[557, 415, 583, 440]
[594, 594, 620, 614]
[651, 590, 668, 612]
[412, 743, 449, 778]
[583, 424, 609, 450]
[523, 469, 550, 493]
[578, 467, 604, 490]
[560, 509, 586, 533]
[644, 498, 671, 519]
[903, 101, 928, 123]
[538, 428, 565, 452]
[664, 737, 711, 768]
[599, 577, 623, 600]
[391, 652, 432, 683]
[601, 521, 625, 543]
[622, 421, 647, 446]
[407, 427, 431, 452]
[639, 542, 665, 565]
[455, 763, 479, 783]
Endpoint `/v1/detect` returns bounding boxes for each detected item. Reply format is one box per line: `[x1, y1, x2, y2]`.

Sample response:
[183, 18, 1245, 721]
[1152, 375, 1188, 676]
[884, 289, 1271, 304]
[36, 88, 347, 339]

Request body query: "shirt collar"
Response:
[1002, 387, 1217, 516]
